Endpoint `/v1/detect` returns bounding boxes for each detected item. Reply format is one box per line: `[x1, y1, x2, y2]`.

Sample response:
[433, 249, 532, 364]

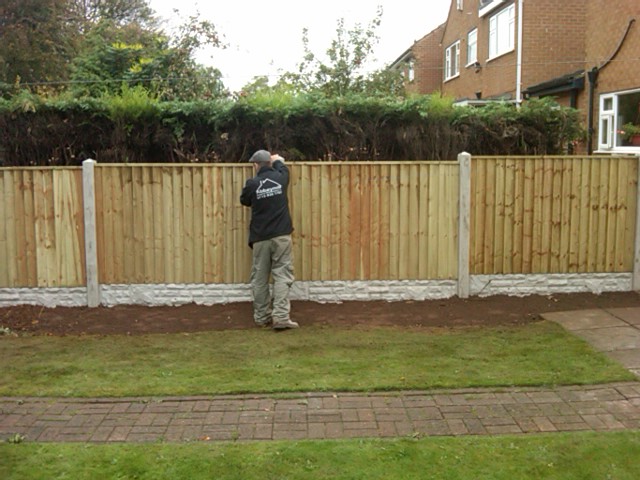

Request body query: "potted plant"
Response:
[620, 122, 640, 146]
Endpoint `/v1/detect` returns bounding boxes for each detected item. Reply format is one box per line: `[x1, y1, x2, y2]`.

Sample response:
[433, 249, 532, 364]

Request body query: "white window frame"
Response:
[408, 60, 415, 82]
[466, 28, 478, 67]
[445, 41, 461, 81]
[598, 89, 640, 152]
[479, 0, 506, 17]
[457, 0, 464, 11]
[488, 4, 515, 60]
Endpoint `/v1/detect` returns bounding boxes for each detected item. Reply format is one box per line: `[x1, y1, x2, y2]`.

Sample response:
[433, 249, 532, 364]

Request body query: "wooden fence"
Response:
[0, 156, 638, 294]
[0, 168, 85, 288]
[471, 156, 637, 275]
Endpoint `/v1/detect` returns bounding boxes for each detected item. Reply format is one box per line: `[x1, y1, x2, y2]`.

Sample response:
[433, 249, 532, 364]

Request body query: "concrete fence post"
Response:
[634, 156, 640, 291]
[82, 159, 100, 307]
[457, 152, 472, 298]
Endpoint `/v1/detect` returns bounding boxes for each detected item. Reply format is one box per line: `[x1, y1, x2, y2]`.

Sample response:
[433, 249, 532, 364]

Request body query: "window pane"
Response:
[617, 91, 640, 146]
[445, 43, 460, 79]
[600, 117, 610, 146]
[467, 29, 478, 64]
[490, 5, 515, 58]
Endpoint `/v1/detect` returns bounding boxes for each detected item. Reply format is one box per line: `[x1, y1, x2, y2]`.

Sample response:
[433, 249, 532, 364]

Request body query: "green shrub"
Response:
[0, 93, 583, 165]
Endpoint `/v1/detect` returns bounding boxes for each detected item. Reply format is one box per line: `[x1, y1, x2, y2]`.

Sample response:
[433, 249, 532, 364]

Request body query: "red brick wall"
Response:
[582, 0, 640, 151]
[406, 24, 445, 95]
[584, 0, 640, 94]
[441, 0, 519, 101]
[522, 0, 586, 89]
[440, 0, 588, 102]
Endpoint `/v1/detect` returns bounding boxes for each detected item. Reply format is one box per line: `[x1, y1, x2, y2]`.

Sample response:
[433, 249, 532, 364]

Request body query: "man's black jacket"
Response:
[240, 160, 293, 247]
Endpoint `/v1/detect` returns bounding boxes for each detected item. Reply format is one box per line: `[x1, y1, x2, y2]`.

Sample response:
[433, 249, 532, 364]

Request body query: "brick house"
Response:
[389, 24, 445, 95]
[391, 0, 640, 154]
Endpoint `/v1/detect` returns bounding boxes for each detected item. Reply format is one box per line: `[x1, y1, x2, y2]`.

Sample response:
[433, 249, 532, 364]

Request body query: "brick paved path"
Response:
[2, 382, 640, 443]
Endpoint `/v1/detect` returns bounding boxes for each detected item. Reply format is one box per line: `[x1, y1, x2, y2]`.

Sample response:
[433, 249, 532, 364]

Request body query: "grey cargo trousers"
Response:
[250, 235, 294, 324]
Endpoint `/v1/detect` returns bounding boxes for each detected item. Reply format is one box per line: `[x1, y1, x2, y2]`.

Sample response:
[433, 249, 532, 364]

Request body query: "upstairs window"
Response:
[457, 0, 464, 10]
[488, 4, 515, 59]
[445, 41, 461, 81]
[467, 28, 478, 66]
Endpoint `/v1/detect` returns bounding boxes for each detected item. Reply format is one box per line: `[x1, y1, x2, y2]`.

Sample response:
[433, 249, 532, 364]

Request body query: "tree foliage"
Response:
[0, 0, 226, 100]
[69, 20, 226, 100]
[69, 0, 156, 29]
[0, 0, 78, 90]
[244, 6, 404, 99]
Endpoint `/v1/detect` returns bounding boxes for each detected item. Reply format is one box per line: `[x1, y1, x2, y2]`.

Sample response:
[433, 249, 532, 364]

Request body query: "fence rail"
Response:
[1, 156, 638, 302]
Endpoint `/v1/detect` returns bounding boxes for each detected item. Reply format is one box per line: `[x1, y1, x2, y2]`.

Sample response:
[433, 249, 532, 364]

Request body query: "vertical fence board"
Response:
[615, 160, 630, 272]
[131, 166, 144, 283]
[484, 160, 496, 273]
[568, 158, 581, 272]
[445, 163, 459, 280]
[211, 167, 225, 283]
[577, 160, 590, 272]
[53, 170, 82, 286]
[3, 171, 18, 285]
[288, 164, 301, 279]
[427, 165, 439, 277]
[538, 159, 552, 273]
[587, 161, 600, 271]
[388, 165, 400, 280]
[597, 160, 610, 272]
[503, 159, 515, 273]
[512, 159, 525, 272]
[549, 160, 562, 272]
[605, 160, 619, 272]
[493, 158, 506, 273]
[22, 171, 37, 285]
[369, 164, 380, 279]
[397, 164, 410, 280]
[558, 159, 572, 272]
[302, 164, 313, 280]
[192, 168, 205, 283]
[417, 164, 429, 278]
[360, 164, 373, 279]
[350, 165, 363, 279]
[469, 160, 476, 273]
[141, 167, 154, 282]
[119, 167, 133, 283]
[378, 164, 391, 279]
[625, 159, 638, 272]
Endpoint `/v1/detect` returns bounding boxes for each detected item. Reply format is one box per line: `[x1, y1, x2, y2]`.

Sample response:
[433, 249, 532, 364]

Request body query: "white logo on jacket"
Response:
[256, 178, 283, 199]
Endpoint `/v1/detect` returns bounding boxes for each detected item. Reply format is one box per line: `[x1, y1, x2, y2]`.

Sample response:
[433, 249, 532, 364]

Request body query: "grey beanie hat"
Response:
[249, 149, 271, 163]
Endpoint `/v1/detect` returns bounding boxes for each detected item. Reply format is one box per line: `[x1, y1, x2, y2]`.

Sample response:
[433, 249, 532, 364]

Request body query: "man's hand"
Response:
[270, 154, 284, 163]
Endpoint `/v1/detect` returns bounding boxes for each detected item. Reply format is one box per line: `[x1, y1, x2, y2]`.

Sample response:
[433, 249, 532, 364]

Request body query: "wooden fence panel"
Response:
[95, 165, 253, 285]
[471, 156, 638, 274]
[2, 157, 636, 290]
[0, 168, 85, 287]
[287, 162, 458, 281]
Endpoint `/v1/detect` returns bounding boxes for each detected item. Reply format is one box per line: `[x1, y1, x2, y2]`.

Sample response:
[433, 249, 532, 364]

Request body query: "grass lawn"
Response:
[0, 321, 634, 397]
[2, 321, 639, 478]
[2, 432, 640, 479]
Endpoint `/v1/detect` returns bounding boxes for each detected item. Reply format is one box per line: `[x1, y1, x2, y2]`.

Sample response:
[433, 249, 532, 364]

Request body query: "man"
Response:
[240, 149, 298, 330]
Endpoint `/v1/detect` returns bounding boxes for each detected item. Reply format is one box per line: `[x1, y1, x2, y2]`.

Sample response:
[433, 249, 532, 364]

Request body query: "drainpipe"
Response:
[586, 68, 598, 155]
[515, 0, 524, 106]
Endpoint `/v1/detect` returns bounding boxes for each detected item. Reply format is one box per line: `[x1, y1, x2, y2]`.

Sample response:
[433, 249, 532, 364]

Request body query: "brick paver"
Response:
[2, 382, 640, 443]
